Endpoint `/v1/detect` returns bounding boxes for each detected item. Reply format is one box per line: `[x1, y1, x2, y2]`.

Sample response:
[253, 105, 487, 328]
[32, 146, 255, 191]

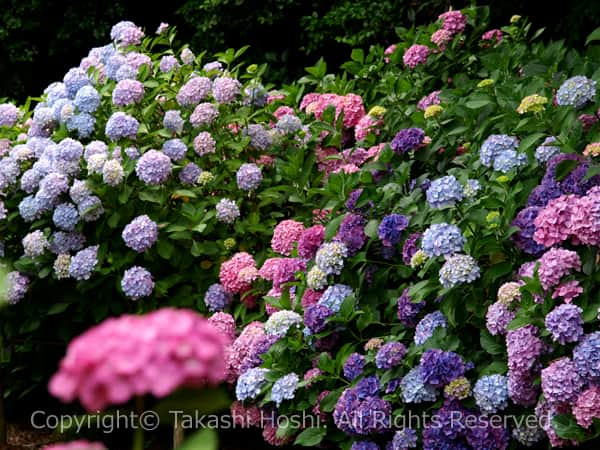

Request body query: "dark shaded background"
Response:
[1, 0, 599, 102]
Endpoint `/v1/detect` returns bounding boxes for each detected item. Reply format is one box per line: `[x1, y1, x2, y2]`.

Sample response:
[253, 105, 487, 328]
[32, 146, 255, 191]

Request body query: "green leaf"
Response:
[364, 219, 379, 239]
[480, 330, 504, 355]
[294, 427, 327, 446]
[465, 99, 493, 109]
[554, 159, 579, 181]
[586, 27, 600, 45]
[176, 428, 218, 450]
[47, 303, 70, 315]
[552, 414, 588, 441]
[157, 239, 174, 260]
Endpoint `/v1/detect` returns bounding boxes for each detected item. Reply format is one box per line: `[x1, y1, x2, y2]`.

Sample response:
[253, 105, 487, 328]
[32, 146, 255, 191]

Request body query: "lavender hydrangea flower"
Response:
[0, 103, 20, 126]
[391, 128, 424, 153]
[22, 230, 48, 257]
[389, 429, 418, 450]
[375, 342, 407, 369]
[68, 245, 99, 280]
[53, 203, 79, 231]
[77, 195, 104, 222]
[535, 137, 561, 165]
[159, 55, 180, 73]
[335, 213, 367, 255]
[212, 77, 241, 104]
[315, 241, 348, 275]
[112, 79, 144, 106]
[49, 231, 85, 254]
[162, 139, 187, 161]
[473, 375, 509, 414]
[378, 214, 409, 246]
[176, 77, 212, 107]
[69, 180, 92, 204]
[236, 368, 269, 401]
[204, 283, 232, 312]
[426, 175, 464, 208]
[105, 112, 139, 141]
[179, 163, 201, 185]
[397, 288, 425, 327]
[479, 134, 519, 167]
[122, 215, 158, 252]
[439, 254, 480, 288]
[121, 266, 154, 300]
[110, 21, 144, 47]
[243, 85, 268, 107]
[421, 223, 465, 257]
[545, 303, 584, 344]
[556, 76, 596, 109]
[415, 311, 447, 345]
[420, 349, 465, 388]
[401, 367, 438, 403]
[486, 301, 516, 336]
[304, 304, 333, 334]
[402, 233, 421, 265]
[215, 199, 240, 224]
[135, 149, 171, 185]
[318, 284, 353, 313]
[541, 357, 583, 408]
[573, 332, 600, 383]
[190, 103, 218, 127]
[275, 114, 302, 134]
[271, 373, 299, 406]
[243, 124, 272, 150]
[236, 163, 262, 191]
[163, 110, 185, 133]
[351, 441, 379, 450]
[511, 207, 545, 255]
[343, 353, 366, 380]
[74, 86, 100, 113]
[5, 272, 29, 304]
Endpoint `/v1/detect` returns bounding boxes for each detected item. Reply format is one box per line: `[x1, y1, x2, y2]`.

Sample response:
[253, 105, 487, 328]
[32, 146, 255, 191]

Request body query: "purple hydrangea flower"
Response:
[535, 137, 561, 165]
[121, 266, 154, 300]
[193, 131, 216, 156]
[511, 207, 545, 255]
[63, 67, 90, 98]
[304, 304, 333, 334]
[420, 349, 466, 388]
[135, 149, 172, 184]
[204, 283, 232, 312]
[556, 76, 596, 109]
[402, 233, 421, 265]
[389, 428, 418, 450]
[545, 303, 584, 344]
[573, 332, 600, 383]
[6, 271, 29, 304]
[105, 112, 139, 141]
[236, 163, 262, 191]
[112, 79, 144, 106]
[243, 124, 272, 150]
[352, 442, 379, 450]
[212, 77, 242, 104]
[335, 213, 367, 255]
[375, 342, 407, 369]
[397, 288, 425, 327]
[343, 353, 366, 380]
[159, 55, 179, 73]
[541, 357, 583, 408]
[190, 102, 218, 127]
[176, 77, 212, 107]
[391, 128, 424, 153]
[69, 245, 99, 280]
[22, 230, 48, 257]
[378, 214, 409, 246]
[49, 231, 86, 254]
[66, 113, 95, 138]
[486, 301, 516, 336]
[122, 215, 158, 252]
[53, 203, 79, 231]
[216, 198, 240, 224]
[162, 138, 187, 161]
[179, 163, 201, 185]
[0, 103, 20, 126]
[77, 195, 104, 222]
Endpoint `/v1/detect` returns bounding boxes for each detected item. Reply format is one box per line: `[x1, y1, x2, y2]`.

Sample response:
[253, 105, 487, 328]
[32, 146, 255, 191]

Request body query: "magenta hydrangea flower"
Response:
[482, 29, 503, 44]
[271, 220, 305, 255]
[298, 225, 325, 259]
[219, 252, 256, 294]
[122, 214, 158, 252]
[403, 45, 430, 68]
[537, 247, 581, 291]
[208, 312, 236, 341]
[573, 386, 600, 428]
[438, 10, 467, 34]
[135, 149, 172, 185]
[49, 308, 229, 411]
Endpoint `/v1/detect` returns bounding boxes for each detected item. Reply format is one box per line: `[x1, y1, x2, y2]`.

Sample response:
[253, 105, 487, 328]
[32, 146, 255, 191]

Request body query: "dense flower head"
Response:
[216, 198, 240, 224]
[193, 131, 216, 156]
[243, 124, 272, 150]
[77, 195, 104, 222]
[444, 377, 471, 400]
[112, 79, 144, 106]
[415, 311, 447, 345]
[49, 307, 228, 411]
[102, 159, 124, 186]
[493, 149, 528, 172]
[512, 421, 545, 447]
[207, 312, 235, 341]
[5, 271, 30, 304]
[463, 179, 481, 200]
[425, 175, 464, 209]
[474, 375, 509, 414]
[271, 220, 304, 255]
[420, 349, 465, 387]
[0, 103, 20, 126]
[482, 29, 504, 43]
[584, 142, 600, 157]
[343, 353, 366, 380]
[22, 230, 48, 257]
[506, 325, 545, 406]
[541, 357, 583, 408]
[236, 368, 269, 401]
[334, 380, 391, 435]
[421, 223, 465, 257]
[401, 233, 421, 265]
[271, 373, 299, 406]
[304, 304, 333, 334]
[439, 10, 467, 34]
[417, 91, 441, 111]
[176, 76, 212, 106]
[375, 342, 407, 369]
[306, 266, 328, 290]
[236, 163, 262, 191]
[159, 55, 179, 73]
[545, 303, 583, 344]
[400, 367, 438, 403]
[54, 254, 72, 279]
[351, 441, 379, 450]
[318, 284, 353, 313]
[479, 134, 519, 167]
[354, 114, 382, 141]
[396, 288, 425, 327]
[122, 214, 158, 252]
[573, 332, 600, 383]
[573, 386, 600, 428]
[162, 138, 187, 162]
[335, 213, 367, 255]
[391, 128, 425, 153]
[50, 231, 86, 255]
[511, 206, 546, 255]
[42, 441, 107, 450]
[163, 110, 185, 133]
[105, 112, 139, 141]
[517, 94, 548, 114]
[121, 266, 154, 300]
[378, 214, 409, 246]
[53, 203, 79, 231]
[535, 137, 561, 165]
[403, 45, 430, 68]
[73, 86, 100, 113]
[190, 102, 218, 127]
[297, 225, 325, 259]
[219, 252, 256, 295]
[537, 247, 581, 291]
[212, 77, 241, 104]
[486, 301, 516, 336]
[204, 283, 233, 312]
[264, 310, 302, 336]
[431, 29, 453, 49]
[177, 162, 201, 185]
[389, 428, 418, 450]
[556, 75, 596, 108]
[110, 20, 144, 47]
[439, 253, 480, 288]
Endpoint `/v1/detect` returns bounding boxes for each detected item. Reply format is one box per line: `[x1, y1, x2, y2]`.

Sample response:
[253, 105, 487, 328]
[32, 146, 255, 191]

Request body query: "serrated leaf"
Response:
[294, 427, 327, 446]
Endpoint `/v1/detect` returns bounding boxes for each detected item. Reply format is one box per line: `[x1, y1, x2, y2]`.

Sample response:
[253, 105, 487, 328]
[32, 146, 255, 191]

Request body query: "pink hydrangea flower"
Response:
[403, 44, 430, 69]
[208, 312, 236, 340]
[301, 289, 323, 308]
[438, 10, 467, 34]
[482, 29, 503, 44]
[384, 44, 397, 63]
[230, 401, 262, 428]
[354, 115, 383, 141]
[573, 386, 600, 428]
[298, 225, 325, 259]
[537, 248, 582, 291]
[48, 308, 229, 411]
[533, 194, 577, 247]
[431, 29, 453, 50]
[299, 93, 365, 128]
[271, 220, 305, 255]
[273, 106, 295, 120]
[225, 322, 270, 382]
[552, 280, 584, 303]
[219, 252, 256, 294]
[42, 441, 107, 450]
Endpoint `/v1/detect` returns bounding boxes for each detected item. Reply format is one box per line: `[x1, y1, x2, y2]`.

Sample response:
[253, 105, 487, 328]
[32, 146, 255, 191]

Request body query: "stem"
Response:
[132, 396, 145, 450]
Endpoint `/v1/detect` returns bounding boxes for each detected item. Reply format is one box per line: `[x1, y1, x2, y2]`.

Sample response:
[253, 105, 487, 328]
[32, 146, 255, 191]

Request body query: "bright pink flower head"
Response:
[537, 247, 582, 291]
[49, 308, 230, 411]
[316, 146, 343, 175]
[367, 143, 387, 161]
[273, 106, 295, 120]
[354, 115, 383, 141]
[333, 163, 360, 174]
[42, 441, 107, 450]
[439, 10, 467, 34]
[384, 44, 397, 63]
[403, 45, 430, 69]
[301, 289, 323, 309]
[208, 312, 236, 340]
[300, 93, 321, 111]
[573, 386, 600, 428]
[267, 91, 286, 104]
[533, 194, 577, 247]
[271, 220, 305, 255]
[259, 257, 287, 281]
[431, 29, 453, 49]
[339, 94, 366, 128]
[570, 192, 600, 246]
[552, 280, 583, 303]
[226, 322, 271, 382]
[298, 225, 326, 259]
[219, 252, 256, 294]
[482, 29, 504, 44]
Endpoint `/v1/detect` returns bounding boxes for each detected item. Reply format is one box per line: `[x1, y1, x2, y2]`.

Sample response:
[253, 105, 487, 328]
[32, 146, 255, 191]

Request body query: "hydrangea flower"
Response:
[541, 357, 583, 409]
[121, 266, 154, 300]
[0, 103, 20, 126]
[378, 214, 409, 246]
[176, 77, 212, 107]
[343, 353, 366, 380]
[375, 342, 407, 369]
[486, 301, 516, 336]
[236, 368, 269, 401]
[492, 150, 528, 173]
[421, 223, 465, 257]
[426, 175, 464, 208]
[236, 163, 262, 191]
[545, 303, 583, 344]
[244, 124, 272, 150]
[193, 131, 216, 156]
[335, 213, 367, 255]
[159, 55, 179, 73]
[53, 254, 72, 279]
[264, 310, 302, 336]
[304, 304, 333, 334]
[400, 367, 438, 403]
[403, 45, 430, 68]
[516, 94, 548, 114]
[389, 428, 418, 450]
[397, 288, 425, 327]
[298, 225, 325, 259]
[122, 215, 158, 252]
[112, 79, 144, 106]
[41, 441, 107, 450]
[163, 110, 185, 133]
[306, 266, 328, 290]
[190, 102, 218, 127]
[444, 377, 471, 400]
[573, 386, 600, 428]
[318, 284, 353, 313]
[391, 128, 425, 153]
[22, 230, 48, 257]
[179, 163, 201, 185]
[415, 311, 447, 345]
[102, 159, 124, 186]
[5, 271, 30, 304]
[473, 375, 508, 414]
[53, 203, 79, 231]
[420, 349, 465, 388]
[204, 284, 232, 312]
[439, 254, 480, 288]
[68, 245, 99, 281]
[212, 77, 241, 104]
[479, 134, 519, 167]
[271, 373, 299, 406]
[573, 332, 600, 383]
[556, 75, 596, 108]
[74, 86, 100, 113]
[105, 112, 139, 141]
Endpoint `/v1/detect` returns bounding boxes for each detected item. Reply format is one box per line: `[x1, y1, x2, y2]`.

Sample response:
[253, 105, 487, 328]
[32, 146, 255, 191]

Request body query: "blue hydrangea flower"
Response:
[421, 223, 465, 257]
[439, 254, 480, 288]
[318, 284, 353, 313]
[426, 175, 464, 209]
[77, 195, 104, 222]
[163, 110, 185, 133]
[243, 85, 268, 107]
[271, 373, 299, 406]
[236, 163, 262, 191]
[378, 214, 409, 246]
[351, 441, 380, 450]
[415, 311, 447, 345]
[105, 112, 139, 141]
[419, 349, 465, 388]
[204, 284, 232, 312]
[68, 245, 99, 280]
[389, 428, 418, 450]
[479, 134, 519, 167]
[216, 198, 240, 224]
[69, 180, 92, 204]
[535, 137, 561, 165]
[343, 353, 366, 380]
[473, 374, 509, 414]
[49, 231, 85, 255]
[179, 163, 202, 185]
[162, 138, 187, 161]
[122, 215, 158, 252]
[74, 85, 100, 113]
[22, 230, 48, 257]
[5, 271, 29, 305]
[53, 203, 79, 231]
[44, 82, 68, 106]
[463, 179, 481, 199]
[63, 67, 90, 98]
[121, 266, 154, 300]
[492, 150, 528, 173]
[265, 310, 302, 336]
[400, 367, 438, 403]
[275, 114, 302, 134]
[115, 64, 137, 81]
[66, 113, 96, 138]
[243, 124, 272, 150]
[556, 76, 596, 109]
[236, 368, 269, 401]
[315, 241, 348, 275]
[546, 304, 584, 345]
[106, 54, 127, 80]
[376, 342, 407, 369]
[135, 150, 172, 185]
